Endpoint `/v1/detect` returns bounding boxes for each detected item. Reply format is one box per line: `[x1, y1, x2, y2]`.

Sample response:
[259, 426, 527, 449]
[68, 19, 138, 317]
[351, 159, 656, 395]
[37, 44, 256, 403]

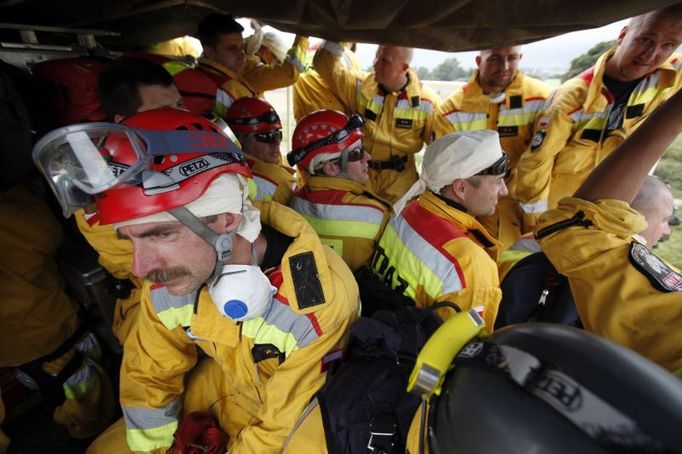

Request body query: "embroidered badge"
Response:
[629, 242, 682, 292]
[395, 118, 413, 129]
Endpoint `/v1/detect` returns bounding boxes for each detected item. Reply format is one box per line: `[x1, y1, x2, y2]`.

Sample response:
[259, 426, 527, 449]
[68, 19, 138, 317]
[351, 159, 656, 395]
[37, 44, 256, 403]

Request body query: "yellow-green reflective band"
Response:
[247, 177, 258, 200]
[321, 238, 344, 257]
[63, 369, 100, 399]
[377, 224, 443, 300]
[394, 107, 427, 121]
[157, 304, 194, 330]
[162, 61, 189, 77]
[498, 111, 536, 127]
[303, 215, 381, 240]
[498, 250, 532, 268]
[242, 318, 300, 357]
[451, 118, 488, 130]
[126, 421, 177, 452]
[576, 116, 607, 132]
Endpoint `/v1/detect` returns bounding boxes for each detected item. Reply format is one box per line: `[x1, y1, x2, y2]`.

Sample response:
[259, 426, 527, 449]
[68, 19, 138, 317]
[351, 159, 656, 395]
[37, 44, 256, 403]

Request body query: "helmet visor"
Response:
[33, 123, 151, 217]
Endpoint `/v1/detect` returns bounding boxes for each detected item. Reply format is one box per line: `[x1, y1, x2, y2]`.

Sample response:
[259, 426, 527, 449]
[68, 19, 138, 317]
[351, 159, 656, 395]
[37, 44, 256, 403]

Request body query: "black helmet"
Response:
[429, 324, 682, 453]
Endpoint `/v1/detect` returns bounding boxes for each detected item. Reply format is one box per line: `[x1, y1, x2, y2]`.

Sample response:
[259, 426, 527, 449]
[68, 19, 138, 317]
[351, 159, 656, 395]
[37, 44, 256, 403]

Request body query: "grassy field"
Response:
[652, 136, 682, 269]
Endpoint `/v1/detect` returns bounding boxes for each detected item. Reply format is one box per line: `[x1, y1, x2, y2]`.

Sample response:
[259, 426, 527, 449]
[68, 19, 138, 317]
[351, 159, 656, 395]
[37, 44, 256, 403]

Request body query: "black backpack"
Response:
[495, 252, 581, 330]
[317, 298, 458, 453]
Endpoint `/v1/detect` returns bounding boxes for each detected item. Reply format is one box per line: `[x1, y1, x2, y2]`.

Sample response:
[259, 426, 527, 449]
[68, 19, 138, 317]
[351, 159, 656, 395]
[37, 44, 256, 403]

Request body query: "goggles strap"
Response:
[169, 207, 234, 262]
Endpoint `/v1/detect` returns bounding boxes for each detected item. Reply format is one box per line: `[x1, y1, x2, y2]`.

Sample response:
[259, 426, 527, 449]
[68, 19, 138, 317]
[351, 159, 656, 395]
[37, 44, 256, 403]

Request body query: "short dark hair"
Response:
[98, 57, 175, 120]
[196, 13, 244, 49]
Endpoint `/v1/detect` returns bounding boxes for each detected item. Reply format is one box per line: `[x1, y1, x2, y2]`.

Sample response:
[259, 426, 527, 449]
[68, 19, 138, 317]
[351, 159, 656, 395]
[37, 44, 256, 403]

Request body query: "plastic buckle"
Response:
[390, 155, 407, 172]
[367, 412, 396, 453]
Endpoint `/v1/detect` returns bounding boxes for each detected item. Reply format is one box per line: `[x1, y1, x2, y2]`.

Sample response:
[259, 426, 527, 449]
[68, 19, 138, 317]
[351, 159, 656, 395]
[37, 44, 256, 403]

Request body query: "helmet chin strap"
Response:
[169, 207, 234, 265]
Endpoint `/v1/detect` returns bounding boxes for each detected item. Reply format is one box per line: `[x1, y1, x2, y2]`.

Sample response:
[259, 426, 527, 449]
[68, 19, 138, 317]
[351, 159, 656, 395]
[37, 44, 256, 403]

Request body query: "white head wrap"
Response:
[261, 32, 288, 63]
[393, 130, 504, 214]
[114, 174, 261, 242]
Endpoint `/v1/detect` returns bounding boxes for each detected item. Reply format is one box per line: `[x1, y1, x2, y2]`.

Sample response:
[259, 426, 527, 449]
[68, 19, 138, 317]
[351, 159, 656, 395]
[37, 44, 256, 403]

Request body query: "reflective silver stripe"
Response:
[389, 214, 463, 294]
[508, 238, 541, 253]
[445, 111, 487, 127]
[520, 199, 549, 214]
[321, 40, 344, 57]
[291, 197, 385, 225]
[395, 97, 435, 114]
[242, 297, 321, 356]
[569, 109, 607, 123]
[253, 175, 278, 200]
[123, 400, 181, 430]
[150, 286, 195, 329]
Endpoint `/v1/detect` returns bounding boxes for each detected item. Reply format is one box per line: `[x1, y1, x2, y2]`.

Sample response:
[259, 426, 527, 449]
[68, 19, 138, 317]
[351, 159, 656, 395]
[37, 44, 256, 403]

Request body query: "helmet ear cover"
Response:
[287, 111, 364, 169]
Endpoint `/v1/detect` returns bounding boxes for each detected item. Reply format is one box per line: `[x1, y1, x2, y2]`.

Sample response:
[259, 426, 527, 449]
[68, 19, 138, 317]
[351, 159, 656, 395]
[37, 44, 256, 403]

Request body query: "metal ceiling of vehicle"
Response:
[0, 0, 678, 51]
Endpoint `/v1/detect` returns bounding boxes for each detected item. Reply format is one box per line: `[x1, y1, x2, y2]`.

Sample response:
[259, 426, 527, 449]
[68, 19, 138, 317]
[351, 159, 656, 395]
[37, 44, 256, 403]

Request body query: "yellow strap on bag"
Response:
[407, 309, 486, 399]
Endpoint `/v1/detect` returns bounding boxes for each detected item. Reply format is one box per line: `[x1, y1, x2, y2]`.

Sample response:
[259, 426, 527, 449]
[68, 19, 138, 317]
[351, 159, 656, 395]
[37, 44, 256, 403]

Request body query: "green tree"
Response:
[561, 40, 616, 82]
[430, 57, 468, 81]
[415, 66, 431, 80]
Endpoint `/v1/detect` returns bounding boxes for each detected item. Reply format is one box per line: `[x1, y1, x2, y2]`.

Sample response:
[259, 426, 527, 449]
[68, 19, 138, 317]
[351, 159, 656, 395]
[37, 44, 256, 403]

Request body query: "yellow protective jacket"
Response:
[512, 50, 682, 224]
[75, 210, 143, 345]
[198, 36, 308, 118]
[313, 41, 441, 203]
[372, 191, 501, 329]
[433, 70, 552, 248]
[246, 155, 299, 205]
[536, 197, 682, 373]
[119, 201, 359, 453]
[434, 69, 552, 169]
[290, 175, 391, 272]
[0, 184, 78, 365]
[293, 45, 362, 121]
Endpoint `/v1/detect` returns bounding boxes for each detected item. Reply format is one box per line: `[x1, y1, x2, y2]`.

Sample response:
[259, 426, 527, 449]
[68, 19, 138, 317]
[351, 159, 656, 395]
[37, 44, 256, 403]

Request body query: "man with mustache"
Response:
[434, 46, 552, 250]
[33, 108, 360, 453]
[511, 4, 682, 232]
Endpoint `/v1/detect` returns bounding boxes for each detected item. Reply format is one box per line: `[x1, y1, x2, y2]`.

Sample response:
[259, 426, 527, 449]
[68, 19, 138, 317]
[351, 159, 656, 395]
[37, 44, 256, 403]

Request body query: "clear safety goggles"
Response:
[33, 122, 244, 217]
[287, 114, 365, 166]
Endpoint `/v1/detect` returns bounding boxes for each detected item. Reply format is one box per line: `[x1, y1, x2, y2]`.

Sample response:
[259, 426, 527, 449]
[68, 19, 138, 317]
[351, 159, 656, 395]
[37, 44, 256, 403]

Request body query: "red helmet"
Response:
[287, 110, 364, 173]
[225, 97, 281, 136]
[95, 108, 251, 224]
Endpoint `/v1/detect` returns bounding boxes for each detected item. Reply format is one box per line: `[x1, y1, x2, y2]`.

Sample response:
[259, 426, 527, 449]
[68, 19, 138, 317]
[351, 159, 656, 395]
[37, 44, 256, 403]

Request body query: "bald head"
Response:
[632, 175, 674, 246]
[373, 45, 413, 91]
[605, 5, 682, 81]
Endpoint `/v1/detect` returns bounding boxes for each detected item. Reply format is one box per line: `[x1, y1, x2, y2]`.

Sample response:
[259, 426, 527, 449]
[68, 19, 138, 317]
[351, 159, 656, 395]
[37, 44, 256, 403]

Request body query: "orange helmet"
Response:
[287, 110, 364, 173]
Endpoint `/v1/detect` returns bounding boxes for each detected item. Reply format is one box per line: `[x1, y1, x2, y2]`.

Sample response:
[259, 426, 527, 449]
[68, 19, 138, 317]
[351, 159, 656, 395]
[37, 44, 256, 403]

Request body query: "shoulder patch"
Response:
[629, 242, 682, 292]
[289, 251, 326, 308]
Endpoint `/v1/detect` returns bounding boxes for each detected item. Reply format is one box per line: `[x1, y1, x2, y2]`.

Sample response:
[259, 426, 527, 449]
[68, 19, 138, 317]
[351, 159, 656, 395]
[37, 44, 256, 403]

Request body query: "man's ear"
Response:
[450, 179, 467, 200]
[475, 55, 482, 69]
[616, 26, 628, 46]
[203, 45, 217, 60]
[215, 212, 243, 233]
[322, 160, 341, 177]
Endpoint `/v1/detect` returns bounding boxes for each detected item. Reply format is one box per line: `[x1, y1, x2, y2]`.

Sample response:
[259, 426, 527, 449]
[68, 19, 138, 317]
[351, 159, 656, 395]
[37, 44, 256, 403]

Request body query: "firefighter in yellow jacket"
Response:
[0, 183, 114, 439]
[434, 46, 552, 249]
[511, 5, 682, 231]
[196, 14, 308, 118]
[535, 85, 682, 373]
[314, 41, 441, 203]
[293, 42, 362, 121]
[287, 110, 391, 272]
[372, 130, 507, 329]
[226, 97, 299, 205]
[32, 108, 359, 453]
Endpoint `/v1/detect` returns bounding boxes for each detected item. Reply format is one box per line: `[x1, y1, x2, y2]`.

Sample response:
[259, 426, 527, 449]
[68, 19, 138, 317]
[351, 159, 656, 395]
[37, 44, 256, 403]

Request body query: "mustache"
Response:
[145, 267, 192, 283]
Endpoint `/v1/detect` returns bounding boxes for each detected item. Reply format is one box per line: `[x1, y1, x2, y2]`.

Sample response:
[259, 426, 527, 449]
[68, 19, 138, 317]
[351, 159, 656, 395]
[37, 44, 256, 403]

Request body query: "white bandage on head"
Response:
[261, 32, 288, 63]
[393, 130, 504, 214]
[114, 174, 262, 242]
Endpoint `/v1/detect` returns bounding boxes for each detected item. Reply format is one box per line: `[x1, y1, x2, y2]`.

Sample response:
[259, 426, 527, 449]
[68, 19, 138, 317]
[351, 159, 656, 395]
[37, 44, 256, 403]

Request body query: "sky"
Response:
[244, 18, 630, 73]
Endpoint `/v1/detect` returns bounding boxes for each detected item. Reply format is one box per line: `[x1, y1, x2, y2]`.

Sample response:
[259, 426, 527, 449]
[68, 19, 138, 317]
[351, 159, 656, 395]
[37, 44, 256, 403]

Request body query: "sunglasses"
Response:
[345, 146, 366, 162]
[252, 129, 283, 144]
[477, 152, 508, 176]
[230, 110, 280, 126]
[288, 114, 365, 166]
